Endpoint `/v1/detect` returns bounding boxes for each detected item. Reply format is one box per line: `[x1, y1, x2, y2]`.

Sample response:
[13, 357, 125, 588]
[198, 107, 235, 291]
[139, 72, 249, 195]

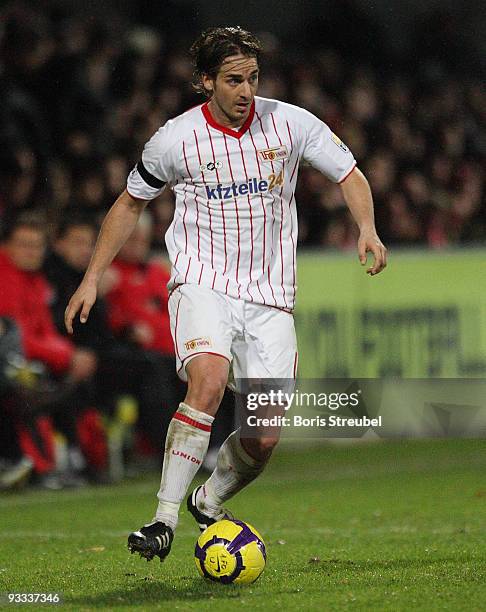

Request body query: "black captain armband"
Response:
[136, 160, 166, 189]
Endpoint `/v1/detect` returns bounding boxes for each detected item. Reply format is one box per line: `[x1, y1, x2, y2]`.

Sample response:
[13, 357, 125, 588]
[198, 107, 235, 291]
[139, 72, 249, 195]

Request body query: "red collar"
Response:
[201, 100, 255, 139]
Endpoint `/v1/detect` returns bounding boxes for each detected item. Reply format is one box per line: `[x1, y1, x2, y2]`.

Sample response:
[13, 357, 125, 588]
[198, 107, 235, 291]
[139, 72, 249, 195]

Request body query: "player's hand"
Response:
[358, 229, 387, 276]
[64, 279, 98, 334]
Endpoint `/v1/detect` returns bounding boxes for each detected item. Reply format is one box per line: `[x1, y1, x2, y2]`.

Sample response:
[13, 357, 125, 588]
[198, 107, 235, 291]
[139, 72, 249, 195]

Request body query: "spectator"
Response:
[45, 213, 112, 352]
[0, 213, 96, 381]
[0, 212, 107, 485]
[46, 213, 181, 456]
[106, 212, 172, 355]
[102, 212, 181, 450]
[0, 4, 483, 251]
[0, 316, 33, 490]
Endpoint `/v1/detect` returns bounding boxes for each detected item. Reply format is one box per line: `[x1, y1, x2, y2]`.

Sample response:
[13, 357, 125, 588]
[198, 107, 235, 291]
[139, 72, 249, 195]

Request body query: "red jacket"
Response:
[0, 249, 74, 373]
[106, 259, 174, 355]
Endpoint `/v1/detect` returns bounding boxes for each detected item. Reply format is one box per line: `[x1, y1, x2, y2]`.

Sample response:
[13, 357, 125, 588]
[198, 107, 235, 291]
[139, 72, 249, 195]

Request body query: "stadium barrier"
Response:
[295, 248, 486, 378]
[280, 249, 486, 438]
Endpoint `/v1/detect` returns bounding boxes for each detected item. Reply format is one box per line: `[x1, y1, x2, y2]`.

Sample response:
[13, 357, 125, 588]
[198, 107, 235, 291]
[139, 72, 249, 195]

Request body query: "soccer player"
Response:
[65, 26, 387, 562]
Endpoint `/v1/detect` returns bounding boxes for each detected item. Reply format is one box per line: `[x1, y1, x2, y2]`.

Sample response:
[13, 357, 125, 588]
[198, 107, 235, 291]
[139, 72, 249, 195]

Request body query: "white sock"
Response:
[154, 402, 214, 530]
[196, 429, 266, 519]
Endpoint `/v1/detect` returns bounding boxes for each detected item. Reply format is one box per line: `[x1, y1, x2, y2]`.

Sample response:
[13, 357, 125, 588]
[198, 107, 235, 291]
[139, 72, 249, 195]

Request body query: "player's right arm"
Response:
[64, 189, 148, 334]
[65, 119, 176, 333]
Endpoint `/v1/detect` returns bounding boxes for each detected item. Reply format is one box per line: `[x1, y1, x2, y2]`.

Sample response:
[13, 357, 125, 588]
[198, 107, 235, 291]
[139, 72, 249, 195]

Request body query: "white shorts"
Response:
[168, 284, 298, 388]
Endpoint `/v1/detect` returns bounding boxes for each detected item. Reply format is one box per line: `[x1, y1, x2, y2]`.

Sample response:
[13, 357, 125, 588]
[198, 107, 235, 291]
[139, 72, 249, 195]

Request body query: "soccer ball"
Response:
[194, 519, 266, 585]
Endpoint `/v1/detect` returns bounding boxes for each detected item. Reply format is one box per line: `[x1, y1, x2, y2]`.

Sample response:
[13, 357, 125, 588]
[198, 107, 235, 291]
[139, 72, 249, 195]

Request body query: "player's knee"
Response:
[256, 436, 279, 455]
[192, 377, 226, 408]
[244, 436, 279, 461]
[185, 356, 228, 412]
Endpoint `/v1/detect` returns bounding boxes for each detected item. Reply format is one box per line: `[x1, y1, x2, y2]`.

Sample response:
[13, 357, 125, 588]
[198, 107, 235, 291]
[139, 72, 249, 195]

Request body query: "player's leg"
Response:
[188, 305, 297, 529]
[128, 354, 229, 560]
[153, 354, 229, 526]
[188, 419, 282, 530]
[128, 285, 233, 561]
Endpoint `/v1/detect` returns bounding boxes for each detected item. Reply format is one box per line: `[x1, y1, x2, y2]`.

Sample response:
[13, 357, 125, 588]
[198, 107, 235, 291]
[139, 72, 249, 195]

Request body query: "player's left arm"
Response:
[340, 167, 387, 275]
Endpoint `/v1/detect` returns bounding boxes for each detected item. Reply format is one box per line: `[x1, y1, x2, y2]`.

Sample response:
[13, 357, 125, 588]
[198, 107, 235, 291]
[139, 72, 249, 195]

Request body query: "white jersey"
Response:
[126, 96, 356, 311]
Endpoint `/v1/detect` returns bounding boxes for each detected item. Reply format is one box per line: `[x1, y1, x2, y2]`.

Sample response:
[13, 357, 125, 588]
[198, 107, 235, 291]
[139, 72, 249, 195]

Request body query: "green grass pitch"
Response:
[0, 439, 485, 611]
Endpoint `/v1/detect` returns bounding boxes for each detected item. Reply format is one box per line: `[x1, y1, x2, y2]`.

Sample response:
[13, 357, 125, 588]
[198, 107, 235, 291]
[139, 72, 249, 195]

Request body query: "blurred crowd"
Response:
[0, 209, 234, 490]
[0, 210, 182, 489]
[0, 2, 484, 489]
[1, 3, 485, 251]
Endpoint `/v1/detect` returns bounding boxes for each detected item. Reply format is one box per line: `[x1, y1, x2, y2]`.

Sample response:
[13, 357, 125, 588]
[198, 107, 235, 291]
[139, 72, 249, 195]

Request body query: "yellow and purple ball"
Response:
[194, 519, 266, 585]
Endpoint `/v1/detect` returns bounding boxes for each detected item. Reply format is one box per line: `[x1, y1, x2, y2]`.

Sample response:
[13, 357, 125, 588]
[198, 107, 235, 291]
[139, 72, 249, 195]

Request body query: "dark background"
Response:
[43, 0, 486, 74]
[1, 0, 484, 249]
